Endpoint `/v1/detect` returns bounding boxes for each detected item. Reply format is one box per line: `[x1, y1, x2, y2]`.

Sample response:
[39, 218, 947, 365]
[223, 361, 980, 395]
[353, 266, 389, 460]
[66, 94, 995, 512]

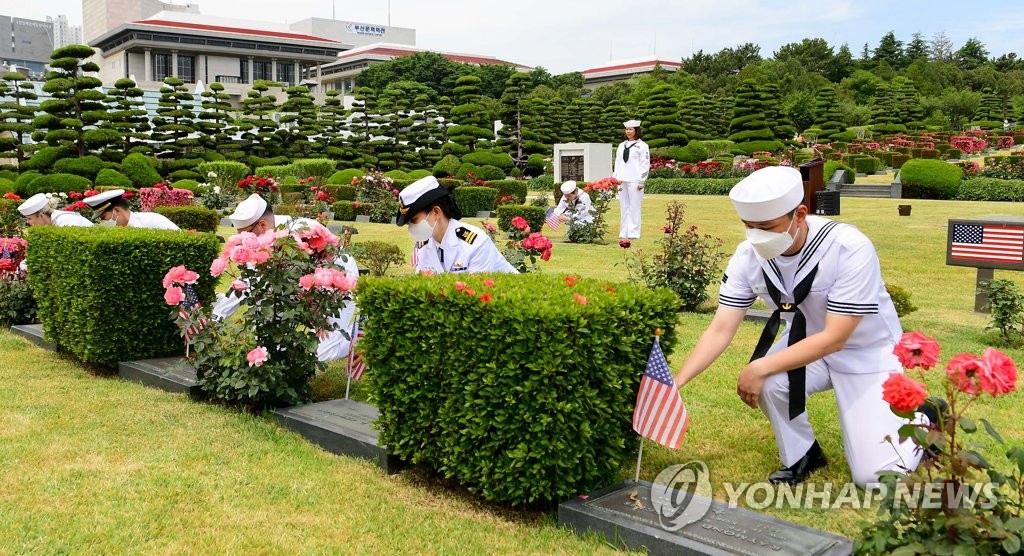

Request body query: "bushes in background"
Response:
[451, 186, 498, 215]
[483, 180, 528, 204]
[956, 178, 1024, 202]
[359, 272, 680, 504]
[496, 205, 546, 232]
[643, 178, 742, 195]
[25, 173, 92, 195]
[121, 153, 163, 188]
[900, 159, 963, 200]
[154, 206, 220, 232]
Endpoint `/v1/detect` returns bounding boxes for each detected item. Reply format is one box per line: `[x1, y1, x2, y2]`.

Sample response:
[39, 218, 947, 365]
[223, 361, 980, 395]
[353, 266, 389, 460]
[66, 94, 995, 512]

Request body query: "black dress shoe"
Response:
[768, 440, 828, 485]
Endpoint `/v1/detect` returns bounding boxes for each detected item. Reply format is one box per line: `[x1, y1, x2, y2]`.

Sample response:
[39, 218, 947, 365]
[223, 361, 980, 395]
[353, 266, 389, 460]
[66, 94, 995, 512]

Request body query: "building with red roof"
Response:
[580, 57, 682, 89]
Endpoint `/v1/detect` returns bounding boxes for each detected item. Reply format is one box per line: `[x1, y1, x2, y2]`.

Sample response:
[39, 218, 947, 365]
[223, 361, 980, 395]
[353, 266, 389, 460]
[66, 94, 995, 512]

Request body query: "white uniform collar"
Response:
[428, 217, 463, 251]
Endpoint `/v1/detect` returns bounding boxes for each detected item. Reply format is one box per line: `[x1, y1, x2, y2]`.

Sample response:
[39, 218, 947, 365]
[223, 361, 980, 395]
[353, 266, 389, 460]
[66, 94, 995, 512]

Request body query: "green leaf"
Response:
[891, 546, 920, 556]
[980, 418, 1005, 444]
[1003, 535, 1021, 555]
[1006, 517, 1024, 532]
[1008, 447, 1024, 474]
[958, 416, 977, 433]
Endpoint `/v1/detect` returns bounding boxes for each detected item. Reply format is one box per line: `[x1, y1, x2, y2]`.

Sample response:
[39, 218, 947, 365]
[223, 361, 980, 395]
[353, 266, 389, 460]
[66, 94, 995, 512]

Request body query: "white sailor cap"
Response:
[623, 120, 642, 128]
[396, 176, 450, 226]
[228, 193, 269, 229]
[728, 167, 805, 222]
[18, 193, 49, 216]
[83, 189, 125, 214]
[560, 181, 578, 194]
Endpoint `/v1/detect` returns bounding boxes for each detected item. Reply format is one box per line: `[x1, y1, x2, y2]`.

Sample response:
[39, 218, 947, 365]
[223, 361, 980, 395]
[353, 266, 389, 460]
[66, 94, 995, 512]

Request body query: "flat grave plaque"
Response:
[272, 398, 404, 474]
[118, 357, 203, 399]
[559, 480, 851, 556]
[10, 324, 57, 351]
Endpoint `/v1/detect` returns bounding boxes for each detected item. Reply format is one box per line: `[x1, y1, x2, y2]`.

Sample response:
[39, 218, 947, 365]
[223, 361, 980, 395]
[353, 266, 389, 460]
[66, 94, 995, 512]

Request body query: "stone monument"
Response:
[553, 143, 614, 184]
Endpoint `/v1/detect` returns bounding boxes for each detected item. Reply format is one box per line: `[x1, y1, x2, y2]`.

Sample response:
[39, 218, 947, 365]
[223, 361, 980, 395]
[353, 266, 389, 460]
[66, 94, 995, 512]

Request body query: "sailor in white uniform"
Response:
[83, 189, 179, 230]
[212, 193, 359, 362]
[398, 176, 517, 274]
[612, 119, 650, 240]
[553, 180, 594, 229]
[18, 193, 93, 228]
[673, 166, 926, 487]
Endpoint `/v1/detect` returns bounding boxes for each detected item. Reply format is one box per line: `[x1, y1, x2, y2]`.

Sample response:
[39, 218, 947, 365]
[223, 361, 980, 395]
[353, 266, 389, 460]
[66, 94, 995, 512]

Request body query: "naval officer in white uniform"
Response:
[612, 119, 650, 240]
[18, 193, 93, 227]
[673, 166, 926, 487]
[83, 189, 179, 230]
[397, 176, 517, 274]
[212, 193, 360, 362]
[553, 180, 595, 228]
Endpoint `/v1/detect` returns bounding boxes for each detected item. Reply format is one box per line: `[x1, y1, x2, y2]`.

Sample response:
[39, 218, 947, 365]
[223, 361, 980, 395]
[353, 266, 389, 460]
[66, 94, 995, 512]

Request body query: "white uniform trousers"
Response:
[618, 181, 644, 239]
[759, 360, 924, 487]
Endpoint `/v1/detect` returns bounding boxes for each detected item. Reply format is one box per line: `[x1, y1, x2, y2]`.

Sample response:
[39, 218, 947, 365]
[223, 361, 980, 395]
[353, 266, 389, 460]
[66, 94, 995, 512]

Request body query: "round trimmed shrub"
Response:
[172, 179, 201, 192]
[525, 154, 546, 177]
[407, 169, 432, 180]
[328, 169, 364, 185]
[169, 170, 202, 182]
[195, 161, 250, 185]
[331, 201, 356, 221]
[475, 165, 505, 181]
[0, 178, 15, 195]
[291, 158, 337, 182]
[455, 163, 482, 181]
[433, 155, 462, 178]
[25, 173, 93, 195]
[154, 205, 219, 232]
[53, 155, 107, 180]
[121, 153, 163, 188]
[14, 171, 42, 196]
[462, 151, 515, 172]
[383, 169, 409, 180]
[496, 204, 546, 232]
[678, 140, 710, 163]
[900, 159, 963, 200]
[22, 146, 70, 172]
[95, 168, 134, 188]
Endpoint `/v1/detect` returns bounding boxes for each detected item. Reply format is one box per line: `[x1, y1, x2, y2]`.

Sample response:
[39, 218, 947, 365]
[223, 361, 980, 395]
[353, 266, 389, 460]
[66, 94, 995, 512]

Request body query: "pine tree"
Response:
[348, 86, 379, 168]
[448, 75, 495, 152]
[580, 97, 605, 143]
[279, 85, 322, 158]
[412, 93, 443, 169]
[150, 76, 198, 159]
[728, 80, 781, 153]
[239, 80, 280, 159]
[522, 95, 555, 155]
[704, 95, 733, 140]
[641, 83, 687, 148]
[197, 82, 242, 160]
[812, 86, 847, 140]
[497, 72, 532, 168]
[761, 82, 797, 143]
[319, 89, 354, 166]
[435, 95, 453, 146]
[600, 100, 629, 144]
[870, 83, 899, 131]
[0, 72, 39, 163]
[34, 44, 111, 157]
[104, 77, 149, 156]
[972, 87, 1002, 128]
[677, 90, 708, 140]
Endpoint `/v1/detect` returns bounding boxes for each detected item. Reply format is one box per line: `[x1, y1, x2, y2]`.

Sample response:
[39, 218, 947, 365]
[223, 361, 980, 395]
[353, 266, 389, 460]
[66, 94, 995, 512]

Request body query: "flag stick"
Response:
[634, 437, 644, 483]
[344, 315, 358, 400]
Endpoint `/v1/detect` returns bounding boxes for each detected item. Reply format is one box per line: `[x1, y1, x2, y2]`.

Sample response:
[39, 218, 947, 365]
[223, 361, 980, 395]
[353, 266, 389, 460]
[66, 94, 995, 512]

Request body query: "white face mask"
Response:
[100, 218, 118, 227]
[407, 213, 437, 242]
[745, 214, 798, 260]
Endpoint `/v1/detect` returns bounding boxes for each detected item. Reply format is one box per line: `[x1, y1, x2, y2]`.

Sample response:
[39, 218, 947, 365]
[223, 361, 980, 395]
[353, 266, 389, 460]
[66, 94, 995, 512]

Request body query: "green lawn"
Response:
[4, 193, 1024, 551]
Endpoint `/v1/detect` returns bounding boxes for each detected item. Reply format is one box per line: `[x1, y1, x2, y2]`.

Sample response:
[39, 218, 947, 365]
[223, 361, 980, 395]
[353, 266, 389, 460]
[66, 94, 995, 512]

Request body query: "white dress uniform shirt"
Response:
[717, 215, 921, 486]
[414, 218, 518, 274]
[612, 138, 650, 239]
[50, 210, 93, 227]
[554, 190, 595, 224]
[128, 211, 180, 230]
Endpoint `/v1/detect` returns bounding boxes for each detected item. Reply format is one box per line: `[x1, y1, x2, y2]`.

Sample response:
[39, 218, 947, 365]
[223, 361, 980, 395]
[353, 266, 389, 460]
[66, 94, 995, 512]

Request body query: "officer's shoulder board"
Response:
[455, 227, 478, 245]
[414, 240, 427, 249]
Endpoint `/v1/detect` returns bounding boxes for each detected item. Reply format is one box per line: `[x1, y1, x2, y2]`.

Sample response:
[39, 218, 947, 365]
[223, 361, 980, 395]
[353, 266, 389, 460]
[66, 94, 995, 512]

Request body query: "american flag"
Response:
[633, 337, 689, 449]
[346, 321, 366, 380]
[178, 283, 207, 345]
[545, 207, 562, 231]
[410, 240, 422, 267]
[951, 224, 1024, 263]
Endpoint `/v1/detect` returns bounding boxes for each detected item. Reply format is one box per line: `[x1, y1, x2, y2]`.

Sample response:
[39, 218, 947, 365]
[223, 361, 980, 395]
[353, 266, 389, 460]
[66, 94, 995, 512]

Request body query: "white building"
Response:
[580, 56, 681, 89]
[49, 14, 83, 49]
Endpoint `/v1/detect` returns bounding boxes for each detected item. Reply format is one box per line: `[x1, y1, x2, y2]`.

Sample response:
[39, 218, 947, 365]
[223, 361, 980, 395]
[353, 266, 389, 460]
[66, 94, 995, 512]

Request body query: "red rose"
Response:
[479, 293, 492, 303]
[881, 373, 928, 413]
[563, 275, 578, 288]
[574, 293, 587, 305]
[619, 239, 631, 248]
[540, 248, 551, 261]
[511, 216, 529, 231]
[946, 353, 986, 396]
[980, 348, 1017, 397]
[893, 331, 941, 370]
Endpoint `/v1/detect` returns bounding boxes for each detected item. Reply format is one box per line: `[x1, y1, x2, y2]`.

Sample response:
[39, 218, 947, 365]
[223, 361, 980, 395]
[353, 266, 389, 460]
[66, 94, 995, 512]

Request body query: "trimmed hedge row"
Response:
[644, 178, 743, 195]
[451, 186, 498, 215]
[483, 180, 528, 204]
[496, 205, 546, 232]
[956, 178, 1024, 202]
[25, 226, 220, 367]
[359, 272, 681, 504]
[900, 159, 963, 200]
[154, 206, 220, 232]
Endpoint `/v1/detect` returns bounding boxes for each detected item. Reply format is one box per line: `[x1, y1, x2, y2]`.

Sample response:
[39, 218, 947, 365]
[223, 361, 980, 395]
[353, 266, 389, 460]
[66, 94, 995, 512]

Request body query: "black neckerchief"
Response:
[622, 141, 638, 162]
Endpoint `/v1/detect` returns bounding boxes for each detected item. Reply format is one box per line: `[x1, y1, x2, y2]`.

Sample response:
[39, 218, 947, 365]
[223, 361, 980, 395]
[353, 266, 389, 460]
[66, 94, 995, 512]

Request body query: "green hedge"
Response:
[196, 161, 250, 185]
[433, 155, 462, 178]
[407, 169, 432, 179]
[359, 273, 681, 505]
[331, 201, 356, 221]
[25, 173, 92, 195]
[527, 174, 554, 192]
[320, 184, 356, 201]
[327, 169, 362, 185]
[643, 178, 742, 195]
[956, 178, 1024, 202]
[291, 159, 337, 182]
[496, 205, 546, 232]
[95, 168, 134, 188]
[892, 154, 911, 168]
[25, 226, 220, 367]
[255, 165, 294, 181]
[900, 159, 963, 200]
[854, 157, 881, 174]
[154, 206, 219, 232]
[483, 180, 528, 204]
[22, 146, 70, 172]
[946, 149, 963, 159]
[53, 155, 107, 180]
[451, 186, 498, 215]
[168, 170, 202, 182]
[462, 151, 515, 172]
[0, 178, 15, 195]
[824, 161, 854, 184]
[171, 179, 201, 192]
[121, 153, 163, 188]
[438, 178, 462, 190]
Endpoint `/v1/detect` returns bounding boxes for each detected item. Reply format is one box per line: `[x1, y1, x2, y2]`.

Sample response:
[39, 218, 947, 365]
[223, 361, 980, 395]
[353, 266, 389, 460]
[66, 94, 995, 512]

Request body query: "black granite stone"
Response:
[118, 357, 203, 399]
[559, 480, 852, 556]
[10, 324, 57, 351]
[744, 309, 772, 324]
[272, 398, 404, 474]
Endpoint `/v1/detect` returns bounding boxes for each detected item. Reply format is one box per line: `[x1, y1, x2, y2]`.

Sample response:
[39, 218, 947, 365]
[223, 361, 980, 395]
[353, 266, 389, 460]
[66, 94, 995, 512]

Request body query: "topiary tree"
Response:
[641, 83, 687, 148]
[972, 87, 1003, 129]
[448, 75, 494, 152]
[600, 100, 630, 145]
[151, 76, 198, 160]
[870, 82, 900, 131]
[412, 93, 443, 169]
[239, 80, 281, 159]
[197, 82, 242, 160]
[106, 77, 150, 156]
[318, 89, 350, 163]
[33, 44, 111, 157]
[812, 85, 847, 141]
[762, 81, 797, 143]
[348, 86, 379, 169]
[896, 79, 924, 129]
[0, 71, 38, 163]
[678, 90, 710, 141]
[497, 72, 533, 170]
[728, 80, 781, 154]
[279, 85, 322, 158]
[121, 153, 163, 188]
[706, 95, 734, 142]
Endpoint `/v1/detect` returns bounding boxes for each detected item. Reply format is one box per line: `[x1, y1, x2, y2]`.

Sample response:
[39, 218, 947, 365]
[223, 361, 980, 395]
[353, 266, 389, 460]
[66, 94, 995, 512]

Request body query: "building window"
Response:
[276, 62, 293, 86]
[154, 52, 171, 81]
[253, 60, 271, 82]
[240, 59, 249, 84]
[177, 54, 195, 83]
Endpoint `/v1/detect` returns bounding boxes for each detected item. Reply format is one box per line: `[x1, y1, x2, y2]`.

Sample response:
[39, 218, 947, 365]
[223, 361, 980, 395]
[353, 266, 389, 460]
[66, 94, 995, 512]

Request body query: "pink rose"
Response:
[541, 248, 551, 261]
[230, 246, 254, 264]
[483, 221, 497, 233]
[893, 331, 941, 370]
[482, 279, 494, 288]
[240, 233, 260, 249]
[210, 257, 228, 277]
[163, 265, 186, 288]
[247, 346, 269, 367]
[251, 249, 270, 264]
[511, 216, 529, 231]
[619, 239, 631, 248]
[332, 271, 358, 292]
[574, 293, 587, 305]
[946, 353, 986, 396]
[258, 230, 277, 249]
[980, 348, 1018, 397]
[164, 286, 184, 306]
[299, 274, 317, 290]
[180, 270, 199, 284]
[455, 281, 466, 292]
[231, 279, 248, 291]
[881, 373, 929, 413]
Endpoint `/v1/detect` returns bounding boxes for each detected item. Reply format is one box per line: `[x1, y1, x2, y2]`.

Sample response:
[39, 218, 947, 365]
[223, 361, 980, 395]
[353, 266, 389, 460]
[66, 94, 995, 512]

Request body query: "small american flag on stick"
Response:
[179, 283, 207, 347]
[545, 207, 561, 231]
[633, 335, 689, 450]
[346, 322, 366, 380]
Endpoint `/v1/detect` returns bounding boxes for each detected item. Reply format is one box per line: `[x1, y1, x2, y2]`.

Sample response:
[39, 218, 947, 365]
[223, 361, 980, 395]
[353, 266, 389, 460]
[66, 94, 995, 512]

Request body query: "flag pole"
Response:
[344, 315, 358, 400]
[634, 438, 644, 483]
